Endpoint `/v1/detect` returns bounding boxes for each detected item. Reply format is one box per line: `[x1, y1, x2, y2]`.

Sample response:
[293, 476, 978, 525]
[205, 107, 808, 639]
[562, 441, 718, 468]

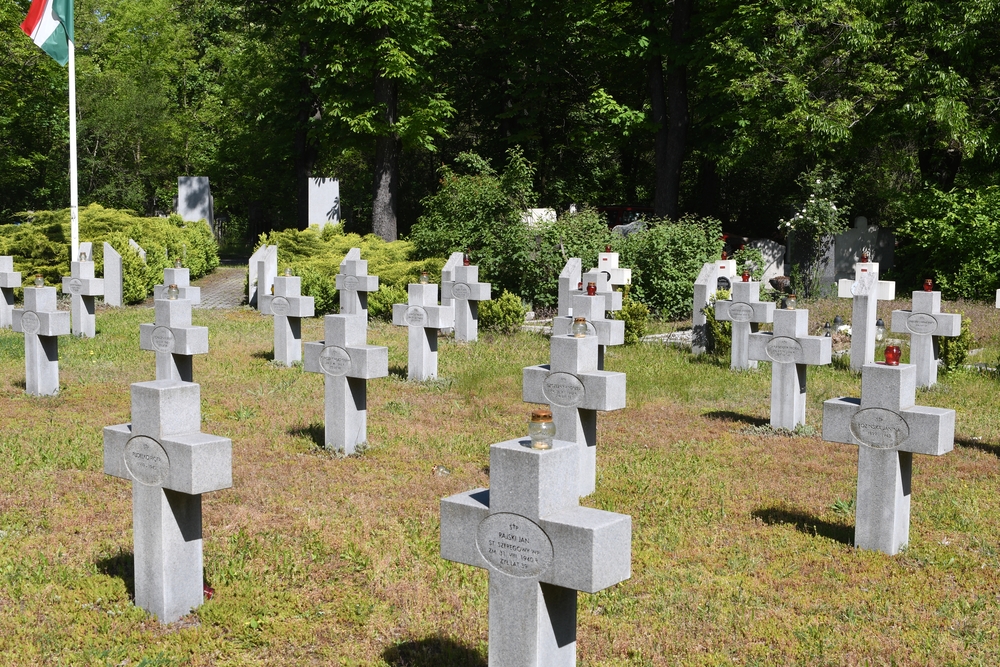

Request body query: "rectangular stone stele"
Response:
[890, 290, 961, 388]
[0, 255, 22, 328]
[247, 245, 278, 309]
[103, 243, 123, 307]
[308, 177, 340, 228]
[441, 436, 631, 667]
[104, 380, 232, 623]
[177, 176, 214, 229]
[822, 362, 955, 555]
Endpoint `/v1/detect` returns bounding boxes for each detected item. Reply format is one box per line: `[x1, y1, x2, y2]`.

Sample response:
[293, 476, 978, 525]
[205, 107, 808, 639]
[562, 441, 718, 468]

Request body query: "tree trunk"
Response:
[294, 41, 317, 231]
[372, 48, 400, 242]
[918, 138, 962, 190]
[663, 0, 692, 221]
[645, 2, 669, 218]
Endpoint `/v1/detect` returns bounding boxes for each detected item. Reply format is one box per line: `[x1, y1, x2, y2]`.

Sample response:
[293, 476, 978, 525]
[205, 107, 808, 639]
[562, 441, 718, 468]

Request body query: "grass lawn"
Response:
[0, 296, 999, 665]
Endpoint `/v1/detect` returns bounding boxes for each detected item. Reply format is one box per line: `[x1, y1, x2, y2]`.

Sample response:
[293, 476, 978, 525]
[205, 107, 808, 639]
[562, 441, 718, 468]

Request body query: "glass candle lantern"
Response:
[923, 279, 933, 292]
[721, 251, 728, 260]
[572, 317, 588, 337]
[284, 267, 292, 277]
[419, 271, 429, 284]
[167, 284, 179, 300]
[586, 281, 597, 296]
[884, 345, 901, 366]
[463, 252, 470, 266]
[875, 318, 886, 342]
[79, 252, 87, 262]
[823, 322, 831, 337]
[861, 251, 870, 262]
[528, 409, 555, 450]
[833, 315, 843, 327]
[785, 294, 796, 310]
[577, 281, 583, 291]
[34, 274, 44, 287]
[605, 245, 612, 253]
[174, 259, 182, 269]
[741, 270, 750, 282]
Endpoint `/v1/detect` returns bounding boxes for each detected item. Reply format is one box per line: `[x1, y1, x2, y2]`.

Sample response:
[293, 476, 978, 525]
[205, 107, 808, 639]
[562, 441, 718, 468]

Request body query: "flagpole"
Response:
[68, 38, 79, 260]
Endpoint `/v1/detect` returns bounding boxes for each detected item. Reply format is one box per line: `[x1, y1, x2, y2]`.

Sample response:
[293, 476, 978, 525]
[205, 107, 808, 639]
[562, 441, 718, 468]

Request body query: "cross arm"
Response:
[878, 281, 895, 300]
[139, 323, 209, 355]
[900, 406, 955, 456]
[579, 370, 626, 411]
[891, 309, 959, 337]
[821, 397, 862, 445]
[13, 309, 70, 336]
[523, 364, 552, 404]
[442, 281, 491, 302]
[303, 341, 389, 379]
[336, 274, 378, 292]
[539, 507, 631, 593]
[440, 489, 490, 568]
[104, 423, 232, 494]
[0, 272, 21, 288]
[260, 294, 315, 318]
[63, 276, 105, 297]
[103, 423, 133, 480]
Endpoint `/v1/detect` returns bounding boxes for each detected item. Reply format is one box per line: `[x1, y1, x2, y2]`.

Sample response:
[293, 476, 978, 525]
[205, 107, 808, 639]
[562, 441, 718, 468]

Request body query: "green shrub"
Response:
[704, 289, 731, 356]
[938, 315, 972, 374]
[614, 289, 649, 345]
[478, 290, 527, 334]
[102, 232, 150, 304]
[368, 285, 408, 322]
[733, 246, 765, 282]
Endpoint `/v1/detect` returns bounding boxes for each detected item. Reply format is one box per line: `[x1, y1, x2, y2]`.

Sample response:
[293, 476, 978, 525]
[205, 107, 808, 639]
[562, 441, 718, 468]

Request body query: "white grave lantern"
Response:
[260, 271, 315, 366]
[336, 248, 379, 316]
[441, 253, 492, 342]
[837, 256, 895, 370]
[139, 292, 208, 382]
[890, 282, 961, 387]
[62, 242, 104, 338]
[391, 281, 454, 381]
[714, 276, 776, 370]
[0, 256, 22, 328]
[13, 281, 71, 395]
[693, 256, 737, 354]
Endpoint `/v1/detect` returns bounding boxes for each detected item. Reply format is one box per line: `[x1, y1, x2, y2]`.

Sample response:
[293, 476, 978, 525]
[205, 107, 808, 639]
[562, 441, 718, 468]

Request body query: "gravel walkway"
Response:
[193, 265, 246, 309]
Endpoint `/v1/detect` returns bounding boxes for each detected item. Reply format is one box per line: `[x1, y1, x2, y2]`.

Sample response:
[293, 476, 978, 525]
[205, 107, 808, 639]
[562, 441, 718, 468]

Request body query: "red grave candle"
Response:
[586, 281, 597, 296]
[923, 279, 933, 292]
[741, 270, 750, 282]
[884, 345, 901, 366]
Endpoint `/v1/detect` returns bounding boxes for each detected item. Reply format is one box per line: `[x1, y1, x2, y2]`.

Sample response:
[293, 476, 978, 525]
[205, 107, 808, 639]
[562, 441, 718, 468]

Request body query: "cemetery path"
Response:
[194, 265, 246, 309]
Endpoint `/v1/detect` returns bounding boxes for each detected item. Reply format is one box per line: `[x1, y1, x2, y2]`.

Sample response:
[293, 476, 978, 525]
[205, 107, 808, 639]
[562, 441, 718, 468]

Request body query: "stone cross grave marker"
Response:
[837, 259, 895, 370]
[104, 379, 232, 622]
[440, 251, 464, 309]
[102, 242, 123, 307]
[441, 434, 631, 667]
[823, 361, 955, 555]
[13, 283, 70, 395]
[247, 244, 277, 309]
[523, 333, 626, 497]
[749, 309, 832, 430]
[260, 273, 315, 366]
[153, 265, 201, 305]
[0, 256, 21, 328]
[891, 290, 961, 387]
[139, 294, 208, 382]
[596, 250, 632, 286]
[715, 279, 776, 370]
[557, 258, 582, 319]
[693, 257, 737, 354]
[552, 273, 624, 371]
[392, 282, 454, 381]
[336, 248, 379, 316]
[304, 313, 388, 453]
[62, 243, 104, 338]
[442, 258, 492, 342]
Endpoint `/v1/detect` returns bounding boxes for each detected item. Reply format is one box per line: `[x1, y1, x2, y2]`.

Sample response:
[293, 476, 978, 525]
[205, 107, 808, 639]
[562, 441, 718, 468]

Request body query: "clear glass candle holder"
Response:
[79, 252, 87, 262]
[419, 271, 429, 284]
[572, 317, 588, 338]
[785, 294, 796, 310]
[174, 259, 182, 269]
[875, 318, 886, 342]
[284, 267, 292, 277]
[34, 274, 44, 287]
[167, 284, 179, 300]
[528, 409, 555, 450]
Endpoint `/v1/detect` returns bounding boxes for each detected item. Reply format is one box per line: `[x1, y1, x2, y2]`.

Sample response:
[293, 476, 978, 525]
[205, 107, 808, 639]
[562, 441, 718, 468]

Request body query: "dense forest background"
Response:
[1, 0, 998, 249]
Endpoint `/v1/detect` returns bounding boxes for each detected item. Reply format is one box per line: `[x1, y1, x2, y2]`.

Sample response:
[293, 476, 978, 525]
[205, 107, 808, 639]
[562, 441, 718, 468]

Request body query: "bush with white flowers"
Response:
[780, 167, 851, 296]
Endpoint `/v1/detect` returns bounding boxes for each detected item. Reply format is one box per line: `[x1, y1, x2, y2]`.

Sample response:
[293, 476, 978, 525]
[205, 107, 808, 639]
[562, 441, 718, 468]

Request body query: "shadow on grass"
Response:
[289, 423, 325, 449]
[12, 378, 25, 390]
[389, 364, 407, 380]
[752, 505, 854, 546]
[382, 636, 486, 667]
[956, 436, 1000, 458]
[251, 350, 274, 361]
[703, 410, 770, 428]
[690, 353, 730, 368]
[96, 549, 135, 600]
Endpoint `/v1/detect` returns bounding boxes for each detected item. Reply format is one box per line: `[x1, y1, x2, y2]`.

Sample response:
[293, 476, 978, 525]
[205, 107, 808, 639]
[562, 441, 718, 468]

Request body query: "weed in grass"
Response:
[230, 405, 258, 421]
[830, 497, 855, 517]
[385, 400, 412, 416]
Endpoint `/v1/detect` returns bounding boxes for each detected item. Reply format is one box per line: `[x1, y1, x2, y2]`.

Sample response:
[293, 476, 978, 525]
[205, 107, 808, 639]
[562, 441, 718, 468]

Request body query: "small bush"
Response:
[938, 315, 973, 374]
[615, 289, 649, 345]
[479, 290, 527, 334]
[368, 285, 408, 322]
[704, 289, 731, 356]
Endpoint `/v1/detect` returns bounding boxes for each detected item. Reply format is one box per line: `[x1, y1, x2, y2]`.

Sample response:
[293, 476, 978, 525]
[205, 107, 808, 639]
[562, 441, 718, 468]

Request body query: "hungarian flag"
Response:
[20, 0, 74, 66]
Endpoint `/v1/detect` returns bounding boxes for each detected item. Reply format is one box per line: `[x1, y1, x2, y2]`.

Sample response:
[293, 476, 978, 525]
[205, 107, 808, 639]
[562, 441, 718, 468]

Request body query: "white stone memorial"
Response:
[749, 309, 832, 430]
[336, 248, 379, 316]
[260, 273, 315, 366]
[102, 242, 123, 307]
[890, 288, 961, 388]
[714, 277, 776, 370]
[62, 244, 104, 338]
[304, 313, 388, 453]
[441, 256, 492, 342]
[177, 176, 214, 228]
[0, 256, 21, 328]
[391, 282, 454, 381]
[440, 434, 631, 667]
[823, 360, 955, 555]
[596, 249, 631, 286]
[693, 256, 737, 354]
[308, 177, 340, 229]
[837, 258, 895, 370]
[129, 238, 147, 263]
[104, 379, 232, 622]
[139, 294, 209, 382]
[13, 282, 71, 395]
[523, 333, 626, 497]
[557, 258, 582, 319]
[153, 265, 201, 305]
[247, 245, 278, 310]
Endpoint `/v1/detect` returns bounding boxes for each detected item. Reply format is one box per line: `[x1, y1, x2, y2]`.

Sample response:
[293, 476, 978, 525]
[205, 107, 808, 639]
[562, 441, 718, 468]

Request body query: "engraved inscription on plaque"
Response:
[271, 296, 290, 316]
[452, 282, 471, 300]
[151, 326, 175, 353]
[21, 311, 39, 335]
[405, 306, 428, 327]
[343, 275, 359, 291]
[124, 435, 170, 486]
[905, 313, 938, 335]
[476, 512, 554, 578]
[542, 372, 586, 408]
[850, 408, 909, 449]
[766, 336, 802, 363]
[729, 302, 753, 323]
[69, 278, 82, 294]
[319, 345, 352, 376]
[717, 276, 732, 291]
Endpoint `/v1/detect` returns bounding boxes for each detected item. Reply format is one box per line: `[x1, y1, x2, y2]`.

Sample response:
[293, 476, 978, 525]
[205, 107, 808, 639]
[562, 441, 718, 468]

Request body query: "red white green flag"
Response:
[20, 0, 74, 66]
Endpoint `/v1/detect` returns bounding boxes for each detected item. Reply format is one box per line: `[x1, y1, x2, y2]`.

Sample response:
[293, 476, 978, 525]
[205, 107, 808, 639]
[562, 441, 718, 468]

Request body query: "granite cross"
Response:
[551, 283, 624, 370]
[104, 379, 232, 622]
[153, 266, 201, 305]
[247, 244, 277, 309]
[0, 256, 21, 328]
[62, 243, 104, 338]
[440, 251, 465, 311]
[442, 260, 492, 342]
[336, 248, 379, 316]
[890, 290, 961, 387]
[597, 250, 631, 287]
[304, 313, 389, 453]
[260, 273, 315, 366]
[391, 282, 454, 381]
[140, 294, 209, 382]
[557, 258, 582, 319]
[749, 309, 832, 430]
[822, 360, 955, 555]
[13, 283, 70, 395]
[440, 435, 631, 667]
[693, 257, 737, 354]
[523, 333, 626, 497]
[715, 278, 775, 370]
[837, 259, 895, 370]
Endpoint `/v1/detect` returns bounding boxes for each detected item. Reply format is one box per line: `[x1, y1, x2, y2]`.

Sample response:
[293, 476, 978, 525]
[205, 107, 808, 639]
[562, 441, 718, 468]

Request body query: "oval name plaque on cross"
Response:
[729, 302, 753, 323]
[319, 345, 352, 376]
[905, 313, 938, 335]
[476, 512, 554, 578]
[766, 336, 801, 363]
[124, 435, 170, 486]
[850, 407, 909, 450]
[342, 275, 359, 291]
[405, 306, 428, 327]
[452, 282, 471, 300]
[271, 296, 290, 316]
[151, 326, 175, 353]
[21, 311, 39, 335]
[69, 278, 82, 294]
[542, 372, 585, 407]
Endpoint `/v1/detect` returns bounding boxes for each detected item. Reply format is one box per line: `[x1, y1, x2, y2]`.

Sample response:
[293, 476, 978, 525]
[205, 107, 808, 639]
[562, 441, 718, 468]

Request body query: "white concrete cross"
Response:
[336, 248, 379, 316]
[749, 309, 831, 430]
[304, 313, 388, 453]
[557, 258, 582, 318]
[440, 435, 631, 667]
[891, 290, 960, 387]
[552, 286, 624, 370]
[597, 250, 631, 286]
[442, 261, 492, 342]
[153, 266, 201, 305]
[837, 260, 895, 370]
[13, 285, 70, 395]
[392, 283, 454, 381]
[62, 243, 104, 338]
[247, 244, 277, 309]
[823, 361, 955, 555]
[523, 333, 626, 497]
[139, 296, 209, 382]
[104, 379, 232, 623]
[260, 274, 315, 366]
[693, 258, 737, 354]
[439, 251, 465, 310]
[714, 279, 775, 370]
[0, 256, 21, 328]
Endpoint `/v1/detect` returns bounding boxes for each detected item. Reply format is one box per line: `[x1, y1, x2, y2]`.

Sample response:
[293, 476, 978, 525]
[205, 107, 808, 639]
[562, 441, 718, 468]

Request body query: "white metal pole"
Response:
[68, 39, 79, 260]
